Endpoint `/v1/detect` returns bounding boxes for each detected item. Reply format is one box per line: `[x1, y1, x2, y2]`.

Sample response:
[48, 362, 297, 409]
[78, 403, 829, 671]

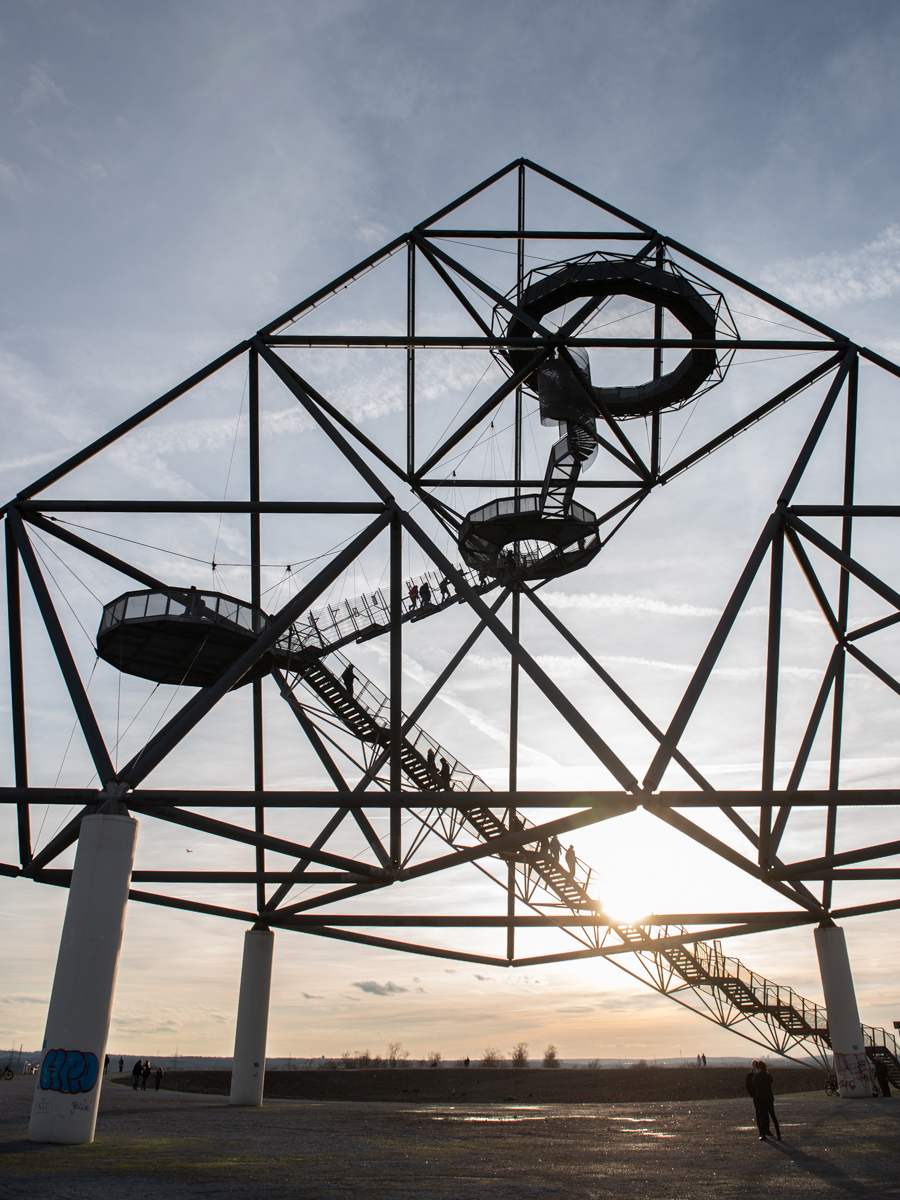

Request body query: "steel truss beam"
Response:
[4, 160, 900, 1068]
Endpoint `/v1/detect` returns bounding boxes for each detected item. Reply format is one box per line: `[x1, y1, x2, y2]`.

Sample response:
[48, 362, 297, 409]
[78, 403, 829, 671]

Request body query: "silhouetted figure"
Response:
[746, 1060, 780, 1140]
[464, 1056, 470, 1068]
[697, 1053, 702, 1068]
[104, 1054, 110, 1076]
[118, 1056, 124, 1074]
[565, 844, 576, 876]
[408, 583, 419, 610]
[874, 1058, 892, 1096]
[439, 577, 451, 601]
[419, 581, 431, 607]
[155, 1066, 164, 1092]
[141, 1061, 151, 1091]
[439, 756, 452, 790]
[131, 1060, 142, 1090]
[341, 664, 355, 697]
[549, 834, 561, 861]
[701, 1053, 707, 1067]
[427, 748, 438, 784]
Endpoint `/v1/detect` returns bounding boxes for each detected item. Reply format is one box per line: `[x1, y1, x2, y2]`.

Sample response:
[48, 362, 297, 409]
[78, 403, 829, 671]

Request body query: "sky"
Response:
[1, 0, 899, 1065]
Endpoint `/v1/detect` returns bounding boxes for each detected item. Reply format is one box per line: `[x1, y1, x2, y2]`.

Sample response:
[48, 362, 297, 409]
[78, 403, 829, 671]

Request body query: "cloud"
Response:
[0, 157, 32, 204]
[542, 591, 723, 618]
[0, 994, 47, 1006]
[302, 992, 324, 1000]
[761, 225, 900, 311]
[17, 62, 68, 112]
[556, 1006, 594, 1014]
[473, 974, 491, 982]
[542, 591, 823, 625]
[351, 980, 408, 996]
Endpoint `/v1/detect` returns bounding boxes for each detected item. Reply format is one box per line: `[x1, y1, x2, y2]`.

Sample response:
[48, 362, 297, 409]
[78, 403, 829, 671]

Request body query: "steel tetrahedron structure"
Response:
[3, 160, 900, 1078]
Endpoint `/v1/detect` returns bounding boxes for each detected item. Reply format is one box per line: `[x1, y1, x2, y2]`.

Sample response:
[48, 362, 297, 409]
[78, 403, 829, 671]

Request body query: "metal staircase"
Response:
[273, 596, 900, 1072]
[541, 422, 599, 518]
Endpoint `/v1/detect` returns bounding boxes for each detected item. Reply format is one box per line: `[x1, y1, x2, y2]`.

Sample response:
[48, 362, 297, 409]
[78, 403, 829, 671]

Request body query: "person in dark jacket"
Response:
[155, 1065, 164, 1092]
[141, 1061, 152, 1091]
[873, 1058, 892, 1097]
[131, 1059, 142, 1090]
[746, 1060, 781, 1140]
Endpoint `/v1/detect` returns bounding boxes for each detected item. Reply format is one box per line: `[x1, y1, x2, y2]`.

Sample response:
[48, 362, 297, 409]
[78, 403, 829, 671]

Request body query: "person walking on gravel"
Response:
[141, 1061, 152, 1091]
[746, 1060, 781, 1140]
[131, 1059, 142, 1090]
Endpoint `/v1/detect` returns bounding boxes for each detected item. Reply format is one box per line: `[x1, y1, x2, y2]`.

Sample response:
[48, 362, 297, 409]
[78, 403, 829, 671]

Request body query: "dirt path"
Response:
[1, 1074, 898, 1199]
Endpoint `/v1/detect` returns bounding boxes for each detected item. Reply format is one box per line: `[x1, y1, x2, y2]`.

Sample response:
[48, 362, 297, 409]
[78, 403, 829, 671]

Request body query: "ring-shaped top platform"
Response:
[505, 256, 723, 419]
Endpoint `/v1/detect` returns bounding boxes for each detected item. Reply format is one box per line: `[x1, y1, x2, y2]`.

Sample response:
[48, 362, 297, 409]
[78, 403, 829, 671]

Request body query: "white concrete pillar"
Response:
[815, 923, 874, 1098]
[29, 812, 138, 1143]
[229, 927, 274, 1105]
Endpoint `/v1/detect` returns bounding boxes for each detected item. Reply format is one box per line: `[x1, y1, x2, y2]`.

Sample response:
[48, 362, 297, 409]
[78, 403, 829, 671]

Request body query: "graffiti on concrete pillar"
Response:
[39, 1048, 100, 1094]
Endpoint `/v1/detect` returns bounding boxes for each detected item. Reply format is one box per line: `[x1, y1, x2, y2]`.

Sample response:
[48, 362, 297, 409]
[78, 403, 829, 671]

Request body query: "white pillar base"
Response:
[28, 813, 138, 1143]
[815, 924, 875, 1098]
[229, 928, 274, 1106]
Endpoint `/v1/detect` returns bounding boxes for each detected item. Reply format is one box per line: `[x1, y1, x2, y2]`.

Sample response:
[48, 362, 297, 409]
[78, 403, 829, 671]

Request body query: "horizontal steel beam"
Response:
[14, 501, 386, 514]
[2, 788, 899, 807]
[776, 839, 900, 878]
[417, 478, 639, 489]
[791, 505, 900, 517]
[251, 911, 821, 928]
[264, 335, 841, 350]
[424, 230, 652, 239]
[29, 869, 369, 884]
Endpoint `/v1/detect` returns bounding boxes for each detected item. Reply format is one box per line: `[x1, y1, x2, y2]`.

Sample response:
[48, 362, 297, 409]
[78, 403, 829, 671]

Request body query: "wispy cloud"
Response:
[17, 62, 68, 113]
[542, 591, 823, 625]
[761, 225, 900, 310]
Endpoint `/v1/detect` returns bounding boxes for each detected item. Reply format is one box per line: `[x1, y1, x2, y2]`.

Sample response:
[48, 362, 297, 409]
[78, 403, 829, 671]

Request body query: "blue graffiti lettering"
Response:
[39, 1048, 99, 1094]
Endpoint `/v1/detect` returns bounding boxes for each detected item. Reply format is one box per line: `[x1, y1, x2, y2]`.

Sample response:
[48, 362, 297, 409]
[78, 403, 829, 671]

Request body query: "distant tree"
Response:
[630, 1059, 649, 1070]
[542, 1044, 560, 1068]
[481, 1046, 505, 1067]
[510, 1042, 529, 1068]
[586, 1058, 600, 1070]
[387, 1040, 408, 1068]
[427, 1050, 443, 1068]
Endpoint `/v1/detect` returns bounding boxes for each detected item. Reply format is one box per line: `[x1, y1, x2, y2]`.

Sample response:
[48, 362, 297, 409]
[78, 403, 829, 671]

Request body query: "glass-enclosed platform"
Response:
[96, 588, 274, 688]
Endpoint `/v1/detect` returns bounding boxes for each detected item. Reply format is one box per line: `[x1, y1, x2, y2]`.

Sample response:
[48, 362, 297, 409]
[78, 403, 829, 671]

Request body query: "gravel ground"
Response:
[1, 1074, 898, 1199]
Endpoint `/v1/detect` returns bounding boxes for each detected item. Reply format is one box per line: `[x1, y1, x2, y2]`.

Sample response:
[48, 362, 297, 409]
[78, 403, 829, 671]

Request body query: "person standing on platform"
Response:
[549, 834, 561, 861]
[341, 663, 355, 697]
[141, 1061, 152, 1091]
[427, 748, 438, 785]
[132, 1060, 142, 1090]
[439, 577, 451, 602]
[565, 844, 577, 877]
[746, 1060, 781, 1140]
[419, 581, 431, 607]
[408, 583, 419, 610]
[439, 757, 452, 790]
